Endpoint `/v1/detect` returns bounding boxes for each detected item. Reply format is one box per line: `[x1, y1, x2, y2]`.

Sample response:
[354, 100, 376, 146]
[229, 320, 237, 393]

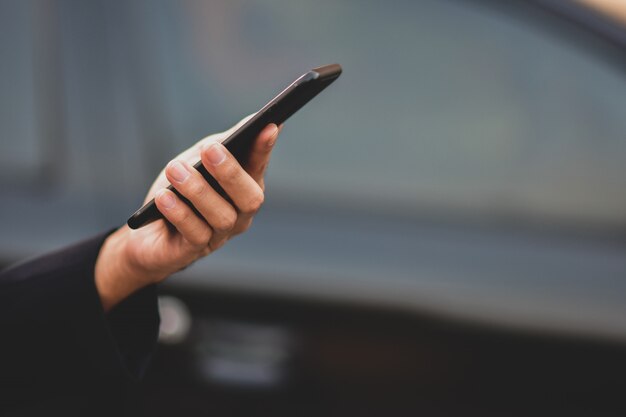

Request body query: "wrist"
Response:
[95, 227, 149, 311]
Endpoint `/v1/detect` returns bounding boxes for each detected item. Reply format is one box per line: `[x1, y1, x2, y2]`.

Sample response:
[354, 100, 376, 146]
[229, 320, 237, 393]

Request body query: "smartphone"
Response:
[127, 63, 342, 229]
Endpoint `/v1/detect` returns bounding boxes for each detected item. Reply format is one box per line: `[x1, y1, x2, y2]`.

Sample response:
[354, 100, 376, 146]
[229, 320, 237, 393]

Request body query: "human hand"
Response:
[95, 117, 281, 311]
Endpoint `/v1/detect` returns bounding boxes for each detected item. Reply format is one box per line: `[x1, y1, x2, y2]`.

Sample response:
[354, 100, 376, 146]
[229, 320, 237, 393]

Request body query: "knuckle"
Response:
[186, 179, 206, 198]
[203, 225, 214, 240]
[187, 234, 206, 247]
[242, 189, 264, 214]
[174, 207, 193, 225]
[219, 161, 240, 182]
[213, 209, 237, 233]
[195, 227, 213, 246]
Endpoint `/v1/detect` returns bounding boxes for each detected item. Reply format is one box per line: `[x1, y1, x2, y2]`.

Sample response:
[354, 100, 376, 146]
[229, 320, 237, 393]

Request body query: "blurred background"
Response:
[1, 0, 626, 415]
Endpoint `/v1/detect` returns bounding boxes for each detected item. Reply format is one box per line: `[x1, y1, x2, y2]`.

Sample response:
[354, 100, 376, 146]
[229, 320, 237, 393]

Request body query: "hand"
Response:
[95, 117, 281, 311]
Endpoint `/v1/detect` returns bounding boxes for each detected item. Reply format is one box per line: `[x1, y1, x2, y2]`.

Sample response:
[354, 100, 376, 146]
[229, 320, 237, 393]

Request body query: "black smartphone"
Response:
[127, 63, 342, 229]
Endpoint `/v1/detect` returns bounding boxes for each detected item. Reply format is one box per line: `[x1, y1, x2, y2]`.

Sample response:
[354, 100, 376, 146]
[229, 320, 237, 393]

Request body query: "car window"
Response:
[0, 1, 42, 178]
[1, 0, 625, 231]
[246, 0, 626, 227]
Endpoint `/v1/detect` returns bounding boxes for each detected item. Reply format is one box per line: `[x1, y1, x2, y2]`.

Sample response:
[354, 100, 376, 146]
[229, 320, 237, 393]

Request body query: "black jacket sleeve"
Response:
[0, 231, 160, 414]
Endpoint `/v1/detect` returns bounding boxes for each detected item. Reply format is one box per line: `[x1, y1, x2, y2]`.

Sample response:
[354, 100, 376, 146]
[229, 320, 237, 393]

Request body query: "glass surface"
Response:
[1, 0, 625, 231]
[0, 1, 42, 177]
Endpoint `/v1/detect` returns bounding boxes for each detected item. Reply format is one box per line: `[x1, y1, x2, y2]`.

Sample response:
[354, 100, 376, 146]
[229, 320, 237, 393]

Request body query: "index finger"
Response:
[245, 123, 282, 185]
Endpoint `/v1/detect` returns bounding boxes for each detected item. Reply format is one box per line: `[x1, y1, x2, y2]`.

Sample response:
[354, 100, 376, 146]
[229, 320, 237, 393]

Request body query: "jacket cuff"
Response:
[76, 230, 161, 382]
[1, 229, 160, 385]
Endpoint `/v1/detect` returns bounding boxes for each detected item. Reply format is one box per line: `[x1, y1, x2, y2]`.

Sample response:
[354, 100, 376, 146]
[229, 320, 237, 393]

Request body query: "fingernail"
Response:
[157, 189, 176, 209]
[267, 124, 279, 148]
[168, 160, 189, 183]
[206, 143, 226, 166]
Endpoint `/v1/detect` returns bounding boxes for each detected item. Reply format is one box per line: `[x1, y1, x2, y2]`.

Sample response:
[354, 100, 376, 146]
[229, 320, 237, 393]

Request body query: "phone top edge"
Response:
[312, 63, 342, 80]
[303, 71, 319, 81]
[219, 67, 329, 147]
[229, 64, 341, 138]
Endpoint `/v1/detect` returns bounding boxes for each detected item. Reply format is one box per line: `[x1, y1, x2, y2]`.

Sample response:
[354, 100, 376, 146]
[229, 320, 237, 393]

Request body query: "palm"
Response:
[123, 117, 253, 279]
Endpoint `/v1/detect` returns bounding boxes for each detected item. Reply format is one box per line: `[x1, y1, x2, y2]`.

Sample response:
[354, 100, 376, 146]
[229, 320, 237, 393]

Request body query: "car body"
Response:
[1, 0, 625, 415]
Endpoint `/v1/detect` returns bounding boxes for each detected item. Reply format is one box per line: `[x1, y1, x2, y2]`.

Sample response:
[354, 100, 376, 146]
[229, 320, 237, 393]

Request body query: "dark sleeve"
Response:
[0, 231, 160, 411]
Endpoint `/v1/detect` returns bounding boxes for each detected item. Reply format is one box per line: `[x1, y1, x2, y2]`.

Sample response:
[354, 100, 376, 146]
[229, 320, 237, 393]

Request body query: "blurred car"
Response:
[1, 0, 626, 415]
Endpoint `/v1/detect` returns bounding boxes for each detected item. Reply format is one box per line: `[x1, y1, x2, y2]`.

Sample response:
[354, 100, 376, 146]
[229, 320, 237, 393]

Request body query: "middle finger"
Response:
[164, 159, 239, 245]
[200, 142, 265, 219]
